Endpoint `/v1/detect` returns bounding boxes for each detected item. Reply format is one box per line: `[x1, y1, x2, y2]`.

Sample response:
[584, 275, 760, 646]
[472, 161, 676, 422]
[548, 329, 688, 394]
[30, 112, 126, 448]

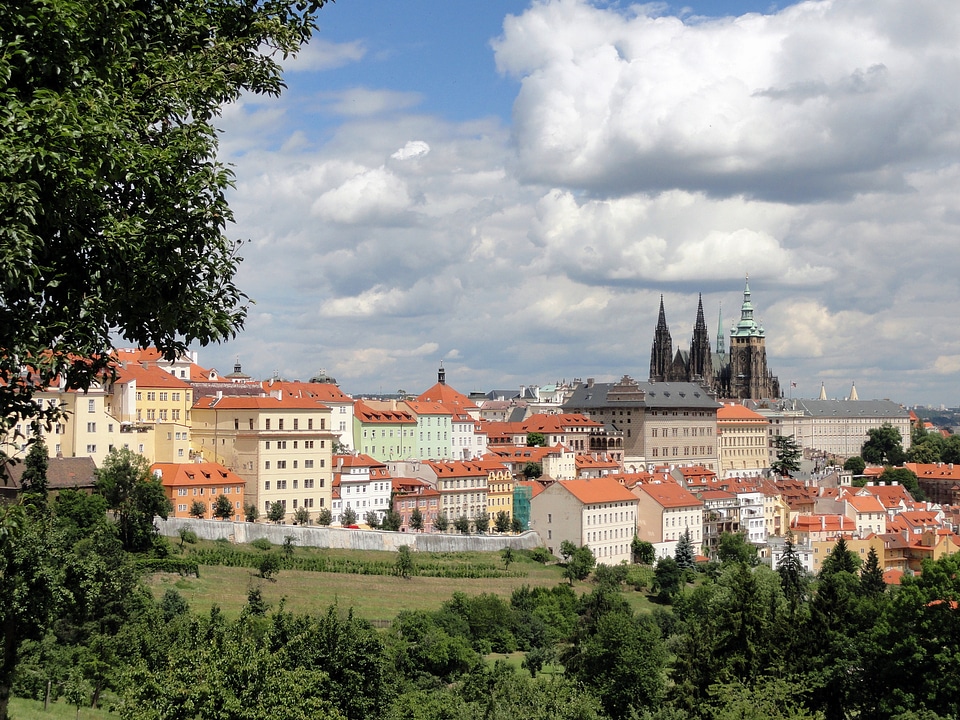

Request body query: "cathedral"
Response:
[648, 278, 781, 400]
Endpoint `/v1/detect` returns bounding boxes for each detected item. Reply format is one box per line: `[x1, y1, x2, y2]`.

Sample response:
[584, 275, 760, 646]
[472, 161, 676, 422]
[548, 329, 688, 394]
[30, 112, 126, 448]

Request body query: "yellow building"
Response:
[717, 403, 770, 476]
[191, 394, 335, 522]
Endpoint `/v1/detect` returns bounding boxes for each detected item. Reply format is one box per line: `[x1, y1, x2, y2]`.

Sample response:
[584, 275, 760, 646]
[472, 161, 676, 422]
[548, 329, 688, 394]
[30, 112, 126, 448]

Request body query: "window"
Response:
[177, 448, 184, 457]
[146, 392, 156, 401]
[172, 392, 180, 401]
[172, 409, 180, 421]
[304, 479, 315, 489]
[178, 504, 187, 512]
[277, 441, 287, 449]
[308, 419, 314, 430]
[159, 409, 168, 421]
[147, 409, 156, 420]
[293, 460, 298, 469]
[304, 460, 314, 469]
[265, 461, 271, 470]
[178, 488, 187, 496]
[159, 392, 168, 402]
[86, 444, 96, 453]
[277, 480, 287, 490]
[86, 422, 96, 432]
[265, 481, 271, 490]
[293, 419, 299, 430]
[278, 419, 284, 430]
[87, 399, 95, 413]
[293, 479, 298, 489]
[136, 392, 142, 401]
[265, 419, 271, 430]
[265, 441, 270, 449]
[304, 440, 314, 449]
[277, 460, 287, 469]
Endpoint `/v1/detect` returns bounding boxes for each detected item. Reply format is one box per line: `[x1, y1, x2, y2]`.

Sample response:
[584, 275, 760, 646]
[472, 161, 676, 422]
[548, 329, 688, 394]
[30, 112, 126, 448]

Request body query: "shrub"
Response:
[251, 537, 272, 551]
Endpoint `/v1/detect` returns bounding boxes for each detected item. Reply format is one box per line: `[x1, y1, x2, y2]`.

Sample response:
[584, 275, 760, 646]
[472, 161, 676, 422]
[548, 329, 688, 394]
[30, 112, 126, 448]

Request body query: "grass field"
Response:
[145, 546, 576, 622]
[8, 697, 114, 720]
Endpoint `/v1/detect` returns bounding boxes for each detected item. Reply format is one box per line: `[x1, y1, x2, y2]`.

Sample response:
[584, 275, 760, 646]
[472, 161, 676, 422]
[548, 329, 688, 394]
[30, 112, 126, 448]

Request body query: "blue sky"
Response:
[194, 0, 960, 407]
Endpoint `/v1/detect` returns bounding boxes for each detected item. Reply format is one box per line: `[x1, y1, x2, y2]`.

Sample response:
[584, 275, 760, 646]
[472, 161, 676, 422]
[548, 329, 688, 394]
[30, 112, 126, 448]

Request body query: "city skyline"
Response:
[193, 0, 960, 407]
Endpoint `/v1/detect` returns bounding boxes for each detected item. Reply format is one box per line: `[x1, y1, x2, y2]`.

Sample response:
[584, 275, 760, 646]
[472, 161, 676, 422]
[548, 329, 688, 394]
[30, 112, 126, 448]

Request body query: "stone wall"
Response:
[156, 516, 543, 553]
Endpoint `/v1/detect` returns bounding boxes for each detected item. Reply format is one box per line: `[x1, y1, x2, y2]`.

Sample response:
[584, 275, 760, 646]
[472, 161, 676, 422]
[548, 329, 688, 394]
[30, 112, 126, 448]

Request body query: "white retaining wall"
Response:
[156, 516, 543, 553]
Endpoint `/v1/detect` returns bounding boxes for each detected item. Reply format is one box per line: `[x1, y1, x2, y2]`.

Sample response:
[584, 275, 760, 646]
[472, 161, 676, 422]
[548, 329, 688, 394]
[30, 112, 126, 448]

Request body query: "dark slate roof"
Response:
[793, 399, 909, 419]
[564, 380, 721, 410]
[3, 455, 98, 491]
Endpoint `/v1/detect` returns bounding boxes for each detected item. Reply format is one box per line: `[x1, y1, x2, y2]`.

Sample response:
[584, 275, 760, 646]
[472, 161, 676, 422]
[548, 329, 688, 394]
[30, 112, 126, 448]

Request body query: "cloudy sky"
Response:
[201, 0, 960, 407]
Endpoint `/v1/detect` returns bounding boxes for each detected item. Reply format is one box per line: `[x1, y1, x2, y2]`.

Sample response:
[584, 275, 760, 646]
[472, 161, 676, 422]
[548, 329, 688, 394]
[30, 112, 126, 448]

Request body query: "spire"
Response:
[819, 382, 827, 400]
[438, 361, 445, 385]
[731, 274, 762, 338]
[649, 295, 674, 383]
[694, 293, 707, 331]
[849, 382, 858, 401]
[657, 294, 668, 331]
[716, 302, 725, 356]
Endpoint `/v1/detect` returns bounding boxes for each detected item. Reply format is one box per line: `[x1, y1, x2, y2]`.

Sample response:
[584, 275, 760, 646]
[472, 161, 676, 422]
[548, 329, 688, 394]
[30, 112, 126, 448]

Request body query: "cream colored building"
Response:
[633, 481, 704, 559]
[529, 477, 639, 564]
[191, 394, 335, 521]
[717, 403, 770, 476]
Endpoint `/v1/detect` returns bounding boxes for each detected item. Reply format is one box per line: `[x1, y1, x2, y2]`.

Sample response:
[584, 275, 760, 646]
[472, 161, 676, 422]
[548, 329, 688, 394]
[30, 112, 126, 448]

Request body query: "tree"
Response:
[880, 467, 925, 501]
[473, 513, 490, 534]
[777, 532, 807, 611]
[494, 510, 511, 533]
[18, 437, 49, 502]
[409, 507, 424, 532]
[523, 462, 543, 479]
[654, 556, 683, 603]
[860, 546, 885, 596]
[189, 500, 207, 519]
[257, 552, 281, 580]
[95, 448, 169, 552]
[364, 511, 380, 529]
[454, 515, 471, 535]
[282, 535, 295, 557]
[243, 502, 259, 523]
[0, 0, 330, 473]
[501, 547, 514, 570]
[862, 424, 906, 465]
[563, 545, 595, 585]
[674, 528, 696, 571]
[632, 536, 656, 565]
[771, 434, 802, 476]
[843, 455, 866, 476]
[526, 432, 546, 447]
[717, 532, 758, 566]
[511, 516, 525, 534]
[267, 501, 286, 524]
[819, 537, 860, 577]
[433, 512, 449, 533]
[293, 507, 310, 525]
[380, 510, 402, 532]
[395, 545, 414, 579]
[316, 508, 332, 526]
[340, 506, 357, 527]
[212, 493, 234, 521]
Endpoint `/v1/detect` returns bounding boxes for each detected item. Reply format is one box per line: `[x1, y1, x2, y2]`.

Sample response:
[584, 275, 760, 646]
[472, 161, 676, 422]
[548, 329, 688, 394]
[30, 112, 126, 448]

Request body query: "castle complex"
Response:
[649, 278, 781, 400]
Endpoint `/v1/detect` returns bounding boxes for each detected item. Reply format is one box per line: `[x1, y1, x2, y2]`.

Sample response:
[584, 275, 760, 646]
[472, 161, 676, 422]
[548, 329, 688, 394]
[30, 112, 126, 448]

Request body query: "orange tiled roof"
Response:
[634, 481, 704, 509]
[115, 362, 192, 389]
[557, 477, 639, 505]
[353, 399, 415, 424]
[193, 395, 327, 411]
[151, 462, 243, 487]
[261, 380, 352, 403]
[717, 404, 768, 421]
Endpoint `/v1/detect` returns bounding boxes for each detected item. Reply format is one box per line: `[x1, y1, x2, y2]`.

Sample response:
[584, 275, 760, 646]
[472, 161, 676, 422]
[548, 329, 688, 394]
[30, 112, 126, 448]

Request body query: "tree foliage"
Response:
[212, 493, 235, 521]
[861, 424, 906, 466]
[409, 507, 424, 532]
[526, 433, 546, 447]
[95, 448, 169, 552]
[771, 434, 802, 476]
[879, 467, 924, 501]
[675, 528, 697, 570]
[0, 0, 330, 473]
[842, 456, 866, 476]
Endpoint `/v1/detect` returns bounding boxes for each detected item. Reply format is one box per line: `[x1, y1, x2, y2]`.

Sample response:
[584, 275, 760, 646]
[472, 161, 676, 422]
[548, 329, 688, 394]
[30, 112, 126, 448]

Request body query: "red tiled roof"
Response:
[151, 462, 243, 488]
[634, 482, 704, 509]
[557, 477, 639, 505]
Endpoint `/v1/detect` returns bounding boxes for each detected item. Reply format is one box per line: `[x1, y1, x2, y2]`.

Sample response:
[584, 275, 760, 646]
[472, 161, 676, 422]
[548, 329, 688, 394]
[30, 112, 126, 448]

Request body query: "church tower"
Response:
[649, 296, 674, 383]
[688, 294, 714, 388]
[728, 276, 780, 399]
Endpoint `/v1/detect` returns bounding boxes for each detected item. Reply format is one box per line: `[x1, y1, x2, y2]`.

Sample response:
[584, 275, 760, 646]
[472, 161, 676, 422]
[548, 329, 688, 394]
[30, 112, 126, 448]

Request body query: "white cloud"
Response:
[310, 166, 412, 223]
[392, 140, 431, 160]
[284, 39, 366, 72]
[322, 88, 423, 116]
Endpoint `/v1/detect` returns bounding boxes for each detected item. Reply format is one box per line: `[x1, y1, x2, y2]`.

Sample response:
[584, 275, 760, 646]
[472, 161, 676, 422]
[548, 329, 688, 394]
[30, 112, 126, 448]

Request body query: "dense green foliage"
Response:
[0, 0, 328, 468]
[861, 424, 907, 466]
[771, 434, 802, 476]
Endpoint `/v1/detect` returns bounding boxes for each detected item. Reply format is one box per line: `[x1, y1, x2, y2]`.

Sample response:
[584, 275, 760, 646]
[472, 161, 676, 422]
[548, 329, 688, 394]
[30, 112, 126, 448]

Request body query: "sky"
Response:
[195, 0, 960, 407]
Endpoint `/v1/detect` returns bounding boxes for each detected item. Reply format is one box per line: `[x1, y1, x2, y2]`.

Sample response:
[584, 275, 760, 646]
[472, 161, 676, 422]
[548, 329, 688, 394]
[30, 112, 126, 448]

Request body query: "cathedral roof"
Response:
[730, 276, 765, 338]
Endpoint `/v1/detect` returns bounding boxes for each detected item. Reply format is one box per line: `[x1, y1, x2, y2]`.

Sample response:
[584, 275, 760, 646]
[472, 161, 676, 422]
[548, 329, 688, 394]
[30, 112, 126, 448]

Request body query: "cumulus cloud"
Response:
[493, 0, 960, 200]
[391, 140, 431, 160]
[283, 39, 367, 72]
[310, 166, 412, 223]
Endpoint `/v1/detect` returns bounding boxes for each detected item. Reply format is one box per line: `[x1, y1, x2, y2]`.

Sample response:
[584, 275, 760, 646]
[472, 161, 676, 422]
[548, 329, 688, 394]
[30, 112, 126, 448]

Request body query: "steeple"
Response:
[689, 294, 714, 387]
[849, 381, 858, 401]
[716, 302, 725, 357]
[649, 295, 674, 383]
[819, 382, 827, 400]
[438, 361, 446, 385]
[731, 274, 763, 338]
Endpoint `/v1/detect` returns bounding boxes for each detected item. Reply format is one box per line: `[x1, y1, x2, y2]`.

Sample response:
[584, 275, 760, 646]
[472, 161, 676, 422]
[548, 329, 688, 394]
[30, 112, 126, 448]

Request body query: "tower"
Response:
[649, 296, 674, 383]
[688, 294, 714, 388]
[728, 276, 780, 399]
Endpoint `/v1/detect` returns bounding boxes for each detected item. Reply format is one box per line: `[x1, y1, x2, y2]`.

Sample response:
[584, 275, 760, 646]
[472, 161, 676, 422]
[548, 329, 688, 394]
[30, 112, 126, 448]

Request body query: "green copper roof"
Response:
[730, 275, 764, 338]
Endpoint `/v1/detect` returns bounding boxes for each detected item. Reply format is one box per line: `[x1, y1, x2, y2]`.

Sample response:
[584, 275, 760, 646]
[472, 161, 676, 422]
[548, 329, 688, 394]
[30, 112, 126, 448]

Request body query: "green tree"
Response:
[18, 437, 49, 502]
[454, 515, 471, 535]
[675, 528, 697, 571]
[819, 537, 860, 577]
[257, 552, 281, 580]
[282, 535, 295, 557]
[293, 506, 311, 525]
[364, 510, 380, 529]
[511, 516, 525, 534]
[907, 435, 942, 464]
[473, 513, 490, 534]
[526, 432, 546, 447]
[880, 467, 925, 501]
[243, 502, 259, 523]
[189, 500, 207, 519]
[523, 462, 543, 479]
[563, 545, 595, 585]
[941, 434, 960, 464]
[494, 510, 511, 533]
[862, 424, 906, 465]
[501, 547, 514, 570]
[771, 434, 802, 476]
[860, 546, 885, 596]
[245, 586, 269, 617]
[0, 0, 330, 475]
[717, 532, 758, 566]
[0, 506, 61, 720]
[316, 507, 333, 526]
[267, 501, 286, 524]
[381, 509, 402, 532]
[340, 506, 357, 527]
[212, 493, 234, 521]
[776, 532, 808, 611]
[395, 545, 414, 579]
[843, 455, 866, 476]
[409, 506, 424, 532]
[654, 556, 683, 603]
[95, 448, 169, 552]
[632, 536, 656, 565]
[433, 512, 449, 533]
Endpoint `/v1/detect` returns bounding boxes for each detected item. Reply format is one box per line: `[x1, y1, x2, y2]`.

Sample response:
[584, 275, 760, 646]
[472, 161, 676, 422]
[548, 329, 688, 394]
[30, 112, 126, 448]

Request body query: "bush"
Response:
[251, 537, 272, 551]
[529, 547, 553, 564]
